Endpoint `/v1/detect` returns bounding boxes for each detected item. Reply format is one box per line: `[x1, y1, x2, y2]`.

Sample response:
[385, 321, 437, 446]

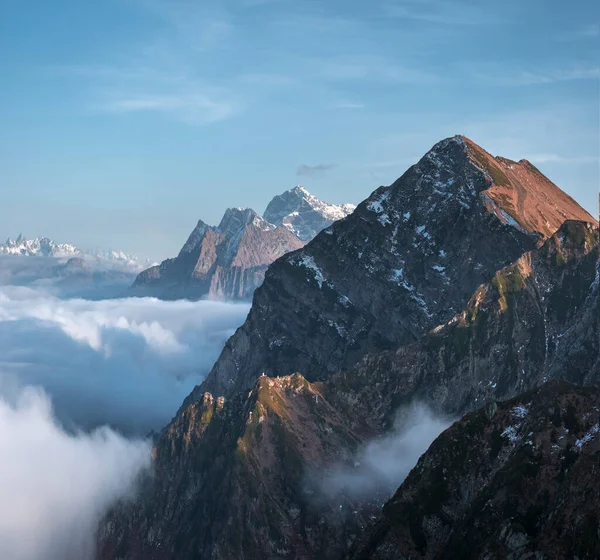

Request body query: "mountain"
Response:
[99, 136, 598, 559]
[350, 381, 600, 560]
[131, 208, 305, 300]
[99, 217, 599, 560]
[0, 234, 149, 267]
[264, 185, 356, 241]
[190, 135, 596, 402]
[0, 234, 79, 257]
[130, 187, 355, 301]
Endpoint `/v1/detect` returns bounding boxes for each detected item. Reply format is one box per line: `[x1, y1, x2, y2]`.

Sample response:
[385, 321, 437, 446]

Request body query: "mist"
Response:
[0, 285, 250, 434]
[0, 386, 150, 560]
[321, 404, 452, 503]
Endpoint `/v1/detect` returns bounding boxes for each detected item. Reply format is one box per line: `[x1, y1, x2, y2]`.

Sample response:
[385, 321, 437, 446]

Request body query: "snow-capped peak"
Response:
[1, 235, 79, 258]
[0, 235, 152, 268]
[263, 186, 356, 241]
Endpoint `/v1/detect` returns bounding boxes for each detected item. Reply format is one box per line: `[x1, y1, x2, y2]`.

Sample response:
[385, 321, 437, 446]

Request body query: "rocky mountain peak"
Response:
[178, 219, 210, 255]
[193, 136, 595, 401]
[218, 207, 274, 236]
[264, 185, 356, 241]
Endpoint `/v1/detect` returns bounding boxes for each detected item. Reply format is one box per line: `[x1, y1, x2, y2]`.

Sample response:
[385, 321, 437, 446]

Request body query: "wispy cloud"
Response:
[526, 153, 599, 165]
[476, 64, 599, 86]
[558, 23, 600, 41]
[316, 56, 438, 84]
[334, 100, 364, 109]
[100, 91, 241, 124]
[383, 0, 504, 26]
[297, 163, 335, 177]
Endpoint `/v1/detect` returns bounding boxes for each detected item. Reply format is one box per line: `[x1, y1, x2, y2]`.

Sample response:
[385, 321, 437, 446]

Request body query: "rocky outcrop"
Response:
[350, 381, 600, 560]
[264, 186, 356, 241]
[131, 208, 305, 301]
[193, 136, 596, 401]
[99, 374, 373, 560]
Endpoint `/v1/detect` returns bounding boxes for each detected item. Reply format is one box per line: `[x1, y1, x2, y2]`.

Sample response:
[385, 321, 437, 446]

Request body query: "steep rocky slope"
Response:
[350, 381, 600, 560]
[194, 136, 596, 401]
[330, 219, 599, 430]
[131, 208, 305, 300]
[264, 186, 356, 241]
[99, 374, 375, 560]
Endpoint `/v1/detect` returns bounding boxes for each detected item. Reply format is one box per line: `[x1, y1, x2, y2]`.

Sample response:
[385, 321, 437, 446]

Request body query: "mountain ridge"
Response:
[191, 135, 596, 402]
[131, 187, 355, 301]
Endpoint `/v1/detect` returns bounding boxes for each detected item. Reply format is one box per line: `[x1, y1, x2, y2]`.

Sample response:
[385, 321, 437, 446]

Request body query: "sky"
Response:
[0, 0, 598, 260]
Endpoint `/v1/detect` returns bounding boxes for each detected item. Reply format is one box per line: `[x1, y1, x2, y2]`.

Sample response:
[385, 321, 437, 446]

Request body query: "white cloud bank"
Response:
[0, 286, 250, 434]
[0, 387, 150, 560]
[321, 404, 452, 502]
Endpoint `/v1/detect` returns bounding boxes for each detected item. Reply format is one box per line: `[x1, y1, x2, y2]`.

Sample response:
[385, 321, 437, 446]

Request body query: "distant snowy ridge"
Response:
[0, 235, 153, 268]
[263, 185, 355, 241]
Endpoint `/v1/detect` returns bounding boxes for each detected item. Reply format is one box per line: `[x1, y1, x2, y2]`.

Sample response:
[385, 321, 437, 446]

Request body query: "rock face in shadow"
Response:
[132, 208, 305, 301]
[194, 136, 596, 401]
[99, 374, 373, 560]
[329, 220, 599, 429]
[350, 381, 600, 560]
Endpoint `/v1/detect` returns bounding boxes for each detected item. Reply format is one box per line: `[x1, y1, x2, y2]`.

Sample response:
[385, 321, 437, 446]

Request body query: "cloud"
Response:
[334, 101, 364, 109]
[318, 404, 452, 502]
[0, 285, 250, 434]
[0, 386, 150, 560]
[525, 153, 599, 165]
[558, 23, 600, 40]
[476, 65, 599, 86]
[101, 92, 241, 124]
[316, 57, 438, 84]
[383, 0, 504, 26]
[296, 163, 336, 177]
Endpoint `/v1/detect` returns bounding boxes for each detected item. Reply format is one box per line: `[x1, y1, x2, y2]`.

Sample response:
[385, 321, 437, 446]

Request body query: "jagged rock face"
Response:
[264, 186, 356, 242]
[132, 208, 305, 301]
[196, 136, 596, 401]
[329, 220, 599, 429]
[350, 381, 600, 560]
[99, 374, 372, 560]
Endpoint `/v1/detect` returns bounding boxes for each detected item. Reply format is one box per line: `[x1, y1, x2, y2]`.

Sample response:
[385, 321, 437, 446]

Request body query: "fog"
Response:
[0, 261, 250, 560]
[321, 404, 453, 503]
[0, 254, 142, 300]
[0, 285, 250, 434]
[0, 386, 150, 560]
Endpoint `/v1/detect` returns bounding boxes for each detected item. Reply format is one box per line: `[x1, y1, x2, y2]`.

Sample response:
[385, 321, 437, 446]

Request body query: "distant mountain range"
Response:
[131, 186, 356, 300]
[0, 234, 153, 268]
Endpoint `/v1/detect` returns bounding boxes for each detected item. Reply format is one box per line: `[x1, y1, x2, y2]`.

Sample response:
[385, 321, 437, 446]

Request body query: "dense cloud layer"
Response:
[321, 404, 452, 503]
[0, 254, 141, 299]
[0, 260, 250, 560]
[0, 286, 250, 434]
[0, 386, 150, 560]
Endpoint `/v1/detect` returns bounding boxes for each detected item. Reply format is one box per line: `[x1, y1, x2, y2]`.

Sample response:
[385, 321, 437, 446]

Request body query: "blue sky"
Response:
[0, 0, 598, 259]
